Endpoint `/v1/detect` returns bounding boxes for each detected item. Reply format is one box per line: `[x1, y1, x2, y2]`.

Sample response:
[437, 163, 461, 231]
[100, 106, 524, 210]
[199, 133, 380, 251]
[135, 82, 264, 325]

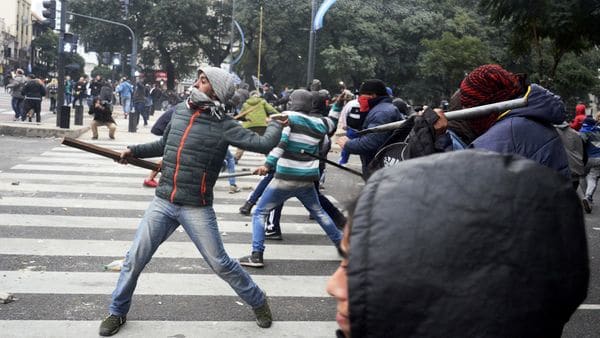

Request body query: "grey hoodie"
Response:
[555, 122, 585, 178]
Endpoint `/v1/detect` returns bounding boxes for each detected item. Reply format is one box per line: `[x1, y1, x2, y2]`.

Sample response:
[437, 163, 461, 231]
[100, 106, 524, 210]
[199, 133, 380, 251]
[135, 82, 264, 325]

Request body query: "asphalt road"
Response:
[0, 131, 598, 337]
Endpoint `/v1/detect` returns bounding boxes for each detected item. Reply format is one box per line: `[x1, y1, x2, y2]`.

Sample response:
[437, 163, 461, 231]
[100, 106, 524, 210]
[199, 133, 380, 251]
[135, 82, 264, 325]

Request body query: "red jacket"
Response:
[570, 104, 587, 130]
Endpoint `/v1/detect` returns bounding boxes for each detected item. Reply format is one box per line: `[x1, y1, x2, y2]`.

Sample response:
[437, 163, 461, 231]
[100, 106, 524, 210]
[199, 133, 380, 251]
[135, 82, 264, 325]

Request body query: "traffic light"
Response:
[126, 54, 131, 64]
[42, 0, 57, 30]
[102, 52, 111, 65]
[63, 33, 79, 54]
[119, 0, 130, 16]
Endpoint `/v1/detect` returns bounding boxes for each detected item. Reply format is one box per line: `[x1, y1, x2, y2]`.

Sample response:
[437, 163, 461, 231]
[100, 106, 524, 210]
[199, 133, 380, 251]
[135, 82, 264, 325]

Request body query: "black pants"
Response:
[23, 99, 41, 122]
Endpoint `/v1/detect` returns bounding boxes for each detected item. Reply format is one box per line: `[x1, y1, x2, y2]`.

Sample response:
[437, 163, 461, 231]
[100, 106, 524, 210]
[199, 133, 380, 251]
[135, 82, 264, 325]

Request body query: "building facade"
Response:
[0, 0, 32, 73]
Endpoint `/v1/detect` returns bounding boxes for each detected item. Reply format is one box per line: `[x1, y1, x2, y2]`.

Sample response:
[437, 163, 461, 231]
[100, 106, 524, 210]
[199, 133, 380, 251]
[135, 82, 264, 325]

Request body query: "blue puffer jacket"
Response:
[579, 117, 600, 158]
[344, 97, 403, 174]
[469, 84, 570, 178]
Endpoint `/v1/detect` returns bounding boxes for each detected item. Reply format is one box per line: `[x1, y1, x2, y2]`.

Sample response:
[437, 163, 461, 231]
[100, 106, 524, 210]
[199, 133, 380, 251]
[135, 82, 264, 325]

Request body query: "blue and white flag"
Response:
[313, 0, 337, 31]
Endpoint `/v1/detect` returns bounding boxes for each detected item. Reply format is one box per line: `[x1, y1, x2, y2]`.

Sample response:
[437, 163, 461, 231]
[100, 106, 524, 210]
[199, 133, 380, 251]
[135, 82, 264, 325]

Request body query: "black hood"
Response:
[348, 150, 588, 337]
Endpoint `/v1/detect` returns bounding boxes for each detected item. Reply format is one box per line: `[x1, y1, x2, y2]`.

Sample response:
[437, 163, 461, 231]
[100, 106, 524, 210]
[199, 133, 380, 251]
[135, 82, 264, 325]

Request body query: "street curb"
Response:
[0, 123, 90, 138]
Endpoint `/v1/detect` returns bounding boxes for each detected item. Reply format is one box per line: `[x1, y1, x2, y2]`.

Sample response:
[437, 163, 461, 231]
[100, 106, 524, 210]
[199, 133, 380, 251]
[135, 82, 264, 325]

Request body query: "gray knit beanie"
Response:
[197, 66, 235, 103]
[288, 89, 313, 113]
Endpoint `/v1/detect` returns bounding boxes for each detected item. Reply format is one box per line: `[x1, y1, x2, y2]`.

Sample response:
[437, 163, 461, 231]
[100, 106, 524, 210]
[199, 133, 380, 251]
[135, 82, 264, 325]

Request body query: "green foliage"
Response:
[91, 65, 113, 79]
[31, 30, 85, 79]
[418, 32, 491, 100]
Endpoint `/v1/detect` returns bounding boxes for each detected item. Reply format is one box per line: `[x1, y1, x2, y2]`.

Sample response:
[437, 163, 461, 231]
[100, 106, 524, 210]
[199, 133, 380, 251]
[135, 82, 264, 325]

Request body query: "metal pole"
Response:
[67, 11, 137, 80]
[56, 0, 68, 127]
[356, 97, 529, 135]
[229, 0, 235, 73]
[257, 4, 263, 82]
[306, 0, 317, 87]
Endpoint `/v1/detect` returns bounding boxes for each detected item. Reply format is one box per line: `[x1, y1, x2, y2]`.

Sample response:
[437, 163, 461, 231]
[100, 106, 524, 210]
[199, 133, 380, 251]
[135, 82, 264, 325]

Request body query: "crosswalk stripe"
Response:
[0, 197, 311, 215]
[0, 182, 281, 201]
[0, 238, 340, 261]
[0, 320, 337, 338]
[0, 271, 330, 297]
[27, 156, 267, 167]
[0, 214, 326, 235]
[0, 172, 263, 184]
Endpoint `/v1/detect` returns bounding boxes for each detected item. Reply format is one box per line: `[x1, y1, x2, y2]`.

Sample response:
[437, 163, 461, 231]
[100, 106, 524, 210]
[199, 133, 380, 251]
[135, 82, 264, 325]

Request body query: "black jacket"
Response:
[348, 151, 588, 337]
[22, 80, 46, 99]
[89, 102, 115, 124]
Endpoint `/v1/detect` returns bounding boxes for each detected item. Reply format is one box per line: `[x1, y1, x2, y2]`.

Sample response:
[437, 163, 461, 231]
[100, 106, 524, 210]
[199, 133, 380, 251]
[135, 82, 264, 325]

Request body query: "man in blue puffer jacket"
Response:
[99, 67, 285, 336]
[336, 79, 403, 176]
[459, 64, 570, 178]
[580, 115, 600, 212]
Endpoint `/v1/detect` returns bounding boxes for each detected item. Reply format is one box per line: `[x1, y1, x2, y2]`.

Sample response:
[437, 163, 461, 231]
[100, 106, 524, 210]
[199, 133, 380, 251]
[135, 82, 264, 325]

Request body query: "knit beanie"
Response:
[460, 64, 523, 108]
[197, 66, 235, 103]
[459, 65, 524, 136]
[288, 89, 313, 113]
[359, 79, 388, 96]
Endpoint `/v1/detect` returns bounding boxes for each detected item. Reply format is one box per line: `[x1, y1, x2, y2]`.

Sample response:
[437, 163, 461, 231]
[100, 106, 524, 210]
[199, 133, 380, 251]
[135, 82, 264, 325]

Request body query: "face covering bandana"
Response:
[358, 95, 371, 113]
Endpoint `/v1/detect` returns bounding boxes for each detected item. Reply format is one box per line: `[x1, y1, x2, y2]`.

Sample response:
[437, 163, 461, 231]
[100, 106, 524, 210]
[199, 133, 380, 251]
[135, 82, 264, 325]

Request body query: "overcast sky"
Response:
[32, 0, 43, 16]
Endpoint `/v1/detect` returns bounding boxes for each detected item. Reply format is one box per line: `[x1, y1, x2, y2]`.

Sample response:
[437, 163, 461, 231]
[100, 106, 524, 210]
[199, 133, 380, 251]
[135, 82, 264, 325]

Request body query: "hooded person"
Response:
[458, 64, 571, 178]
[328, 150, 589, 338]
[234, 90, 280, 162]
[238, 88, 343, 268]
[336, 79, 404, 176]
[99, 66, 286, 336]
[570, 104, 587, 131]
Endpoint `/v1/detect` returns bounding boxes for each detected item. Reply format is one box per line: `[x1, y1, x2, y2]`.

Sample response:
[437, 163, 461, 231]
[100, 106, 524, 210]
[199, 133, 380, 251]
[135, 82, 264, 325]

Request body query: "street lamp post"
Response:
[306, 0, 317, 87]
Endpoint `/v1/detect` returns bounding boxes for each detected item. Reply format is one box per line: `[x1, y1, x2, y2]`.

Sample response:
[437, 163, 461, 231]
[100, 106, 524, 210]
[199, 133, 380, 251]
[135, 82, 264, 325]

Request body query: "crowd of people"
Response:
[92, 63, 592, 337]
[7, 63, 588, 336]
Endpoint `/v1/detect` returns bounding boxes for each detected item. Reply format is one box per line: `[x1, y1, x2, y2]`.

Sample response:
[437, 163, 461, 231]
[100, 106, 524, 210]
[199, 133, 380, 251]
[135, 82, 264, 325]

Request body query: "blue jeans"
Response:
[251, 180, 342, 252]
[225, 150, 236, 186]
[339, 128, 358, 164]
[135, 102, 148, 125]
[11, 97, 23, 120]
[109, 197, 266, 316]
[122, 97, 132, 114]
[248, 172, 274, 204]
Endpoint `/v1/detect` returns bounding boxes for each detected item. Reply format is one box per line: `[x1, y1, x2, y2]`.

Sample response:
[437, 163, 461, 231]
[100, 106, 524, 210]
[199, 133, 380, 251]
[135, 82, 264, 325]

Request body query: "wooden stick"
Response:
[61, 137, 161, 172]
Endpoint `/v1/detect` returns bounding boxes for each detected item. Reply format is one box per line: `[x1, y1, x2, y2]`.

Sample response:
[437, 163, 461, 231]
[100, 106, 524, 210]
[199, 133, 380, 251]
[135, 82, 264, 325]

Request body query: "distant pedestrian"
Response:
[6, 69, 26, 121]
[115, 78, 133, 119]
[46, 78, 58, 113]
[21, 75, 46, 123]
[89, 97, 117, 140]
[570, 104, 587, 131]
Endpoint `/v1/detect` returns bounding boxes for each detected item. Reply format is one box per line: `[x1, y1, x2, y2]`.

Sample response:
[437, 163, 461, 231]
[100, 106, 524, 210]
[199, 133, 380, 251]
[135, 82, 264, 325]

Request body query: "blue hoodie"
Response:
[579, 116, 600, 158]
[469, 84, 570, 178]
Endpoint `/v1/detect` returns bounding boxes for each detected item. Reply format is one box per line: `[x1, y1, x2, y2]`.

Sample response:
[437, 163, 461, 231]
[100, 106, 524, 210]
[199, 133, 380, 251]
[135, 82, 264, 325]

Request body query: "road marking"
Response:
[0, 214, 326, 235]
[0, 271, 330, 297]
[0, 238, 340, 261]
[579, 304, 600, 310]
[0, 320, 337, 338]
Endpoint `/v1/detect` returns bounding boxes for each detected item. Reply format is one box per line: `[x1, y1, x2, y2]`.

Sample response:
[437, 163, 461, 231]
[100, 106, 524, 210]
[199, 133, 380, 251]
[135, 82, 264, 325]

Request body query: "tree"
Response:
[69, 0, 234, 89]
[479, 0, 600, 85]
[418, 32, 491, 100]
[31, 29, 85, 79]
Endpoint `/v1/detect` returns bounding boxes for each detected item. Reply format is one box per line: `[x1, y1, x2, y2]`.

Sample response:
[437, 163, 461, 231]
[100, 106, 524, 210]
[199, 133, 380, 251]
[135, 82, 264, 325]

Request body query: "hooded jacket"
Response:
[570, 104, 587, 131]
[239, 96, 278, 129]
[7, 74, 26, 99]
[470, 84, 570, 178]
[348, 150, 589, 338]
[343, 96, 404, 174]
[579, 116, 600, 159]
[130, 100, 283, 206]
[555, 122, 585, 178]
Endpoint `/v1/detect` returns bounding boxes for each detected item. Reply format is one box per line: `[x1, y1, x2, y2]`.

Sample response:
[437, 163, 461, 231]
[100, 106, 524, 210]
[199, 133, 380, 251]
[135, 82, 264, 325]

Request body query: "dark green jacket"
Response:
[130, 102, 282, 206]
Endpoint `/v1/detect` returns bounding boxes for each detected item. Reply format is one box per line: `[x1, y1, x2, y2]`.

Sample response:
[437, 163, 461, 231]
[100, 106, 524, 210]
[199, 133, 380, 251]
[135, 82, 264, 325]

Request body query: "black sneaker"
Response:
[99, 314, 126, 336]
[582, 198, 592, 214]
[265, 229, 283, 240]
[239, 251, 264, 268]
[239, 201, 254, 216]
[253, 296, 273, 328]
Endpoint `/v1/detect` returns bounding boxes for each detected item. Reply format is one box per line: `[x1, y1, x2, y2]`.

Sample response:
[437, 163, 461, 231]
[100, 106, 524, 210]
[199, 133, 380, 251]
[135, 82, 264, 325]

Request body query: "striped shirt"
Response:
[265, 108, 340, 182]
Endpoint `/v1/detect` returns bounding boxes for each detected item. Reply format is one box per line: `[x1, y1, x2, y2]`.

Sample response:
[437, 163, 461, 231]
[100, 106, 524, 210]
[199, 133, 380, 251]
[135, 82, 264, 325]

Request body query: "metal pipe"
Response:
[217, 172, 255, 179]
[357, 97, 528, 135]
[306, 0, 317, 86]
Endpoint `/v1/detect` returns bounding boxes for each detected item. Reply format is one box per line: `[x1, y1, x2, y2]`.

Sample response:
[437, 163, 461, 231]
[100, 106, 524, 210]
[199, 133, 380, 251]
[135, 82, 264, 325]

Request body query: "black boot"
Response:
[239, 201, 254, 216]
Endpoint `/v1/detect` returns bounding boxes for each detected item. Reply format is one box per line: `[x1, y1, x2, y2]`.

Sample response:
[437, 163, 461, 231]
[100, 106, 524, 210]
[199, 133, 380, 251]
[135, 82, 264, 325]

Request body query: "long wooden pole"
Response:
[62, 137, 161, 171]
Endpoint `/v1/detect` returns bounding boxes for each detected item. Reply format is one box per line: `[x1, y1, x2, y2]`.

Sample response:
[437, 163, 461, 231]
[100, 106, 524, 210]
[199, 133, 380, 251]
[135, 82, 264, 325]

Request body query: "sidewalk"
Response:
[0, 105, 160, 142]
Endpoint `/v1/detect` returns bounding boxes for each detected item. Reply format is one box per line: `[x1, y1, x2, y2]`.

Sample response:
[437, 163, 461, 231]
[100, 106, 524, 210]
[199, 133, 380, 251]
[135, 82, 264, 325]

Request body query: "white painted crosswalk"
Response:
[0, 140, 341, 337]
